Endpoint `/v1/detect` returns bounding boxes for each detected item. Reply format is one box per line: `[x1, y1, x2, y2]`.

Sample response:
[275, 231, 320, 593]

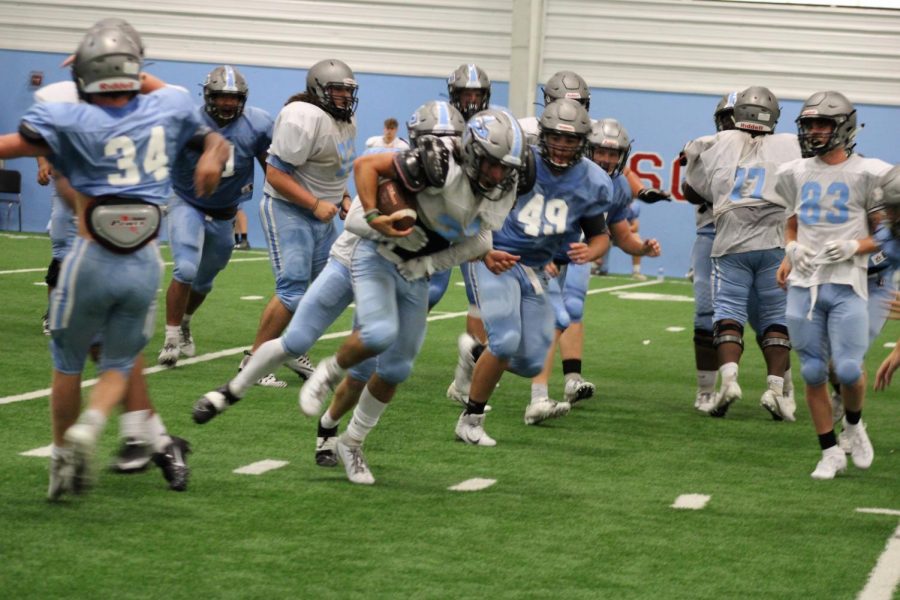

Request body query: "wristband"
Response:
[365, 209, 382, 224]
[312, 199, 320, 213]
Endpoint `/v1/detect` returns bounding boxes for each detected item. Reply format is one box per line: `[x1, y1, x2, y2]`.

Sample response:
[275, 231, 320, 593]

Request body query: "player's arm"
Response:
[567, 213, 610, 264]
[0, 133, 52, 159]
[624, 165, 669, 203]
[193, 132, 230, 198]
[256, 151, 268, 173]
[36, 156, 52, 185]
[398, 227, 494, 281]
[140, 73, 167, 94]
[610, 219, 660, 257]
[266, 159, 338, 221]
[354, 150, 417, 237]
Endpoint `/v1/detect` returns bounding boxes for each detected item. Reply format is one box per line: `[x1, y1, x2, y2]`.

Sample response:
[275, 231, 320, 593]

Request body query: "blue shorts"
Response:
[691, 230, 714, 331]
[49, 191, 77, 261]
[867, 267, 898, 348]
[49, 238, 162, 374]
[428, 268, 452, 310]
[167, 195, 236, 294]
[259, 194, 337, 312]
[712, 248, 786, 333]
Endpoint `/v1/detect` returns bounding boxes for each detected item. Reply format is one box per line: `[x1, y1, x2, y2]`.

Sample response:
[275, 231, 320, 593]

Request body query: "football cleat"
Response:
[153, 436, 191, 491]
[64, 423, 97, 495]
[158, 341, 179, 368]
[524, 398, 571, 425]
[316, 424, 339, 468]
[694, 391, 716, 413]
[810, 446, 847, 480]
[563, 378, 595, 405]
[709, 380, 742, 418]
[284, 353, 314, 381]
[777, 389, 796, 422]
[178, 323, 196, 358]
[239, 350, 287, 388]
[451, 334, 480, 399]
[193, 385, 241, 424]
[455, 411, 496, 447]
[234, 239, 251, 250]
[845, 421, 874, 470]
[447, 381, 492, 412]
[336, 439, 375, 485]
[299, 358, 343, 417]
[109, 437, 153, 473]
[759, 390, 784, 421]
[48, 451, 75, 501]
[42, 311, 51, 336]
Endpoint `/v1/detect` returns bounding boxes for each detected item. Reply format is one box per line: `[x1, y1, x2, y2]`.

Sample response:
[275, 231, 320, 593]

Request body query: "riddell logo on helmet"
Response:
[736, 121, 766, 131]
[801, 109, 819, 116]
[557, 124, 575, 132]
[99, 82, 136, 91]
[565, 92, 581, 99]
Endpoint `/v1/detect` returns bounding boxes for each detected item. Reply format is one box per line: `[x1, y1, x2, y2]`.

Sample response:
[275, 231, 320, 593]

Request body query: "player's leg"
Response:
[755, 248, 793, 421]
[559, 261, 595, 404]
[530, 274, 567, 404]
[233, 207, 250, 249]
[691, 231, 718, 412]
[709, 253, 752, 417]
[630, 218, 646, 280]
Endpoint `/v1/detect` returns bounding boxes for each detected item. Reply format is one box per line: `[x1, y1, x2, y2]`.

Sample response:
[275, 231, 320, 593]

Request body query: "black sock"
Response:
[317, 422, 338, 437]
[240, 233, 248, 242]
[845, 410, 862, 425]
[234, 234, 241, 244]
[471, 343, 485, 363]
[817, 430, 837, 450]
[465, 400, 485, 415]
[562, 359, 582, 376]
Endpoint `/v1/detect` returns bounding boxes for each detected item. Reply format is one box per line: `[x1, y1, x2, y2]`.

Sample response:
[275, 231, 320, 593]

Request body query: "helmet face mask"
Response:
[203, 65, 248, 125]
[73, 26, 142, 101]
[586, 118, 631, 177]
[447, 64, 491, 121]
[306, 59, 358, 121]
[542, 70, 590, 110]
[714, 92, 738, 132]
[537, 99, 591, 172]
[407, 101, 465, 150]
[461, 109, 525, 201]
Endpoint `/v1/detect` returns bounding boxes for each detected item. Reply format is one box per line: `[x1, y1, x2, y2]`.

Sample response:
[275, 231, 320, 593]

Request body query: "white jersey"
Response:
[686, 130, 800, 256]
[330, 199, 377, 267]
[263, 101, 357, 205]
[775, 154, 891, 299]
[518, 116, 540, 145]
[682, 134, 718, 231]
[365, 135, 408, 151]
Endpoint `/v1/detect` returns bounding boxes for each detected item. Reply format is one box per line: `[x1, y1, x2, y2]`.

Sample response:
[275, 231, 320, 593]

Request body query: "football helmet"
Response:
[88, 17, 144, 57]
[733, 86, 780, 134]
[447, 64, 491, 121]
[542, 70, 590, 110]
[538, 98, 591, 171]
[407, 101, 465, 150]
[203, 65, 248, 125]
[73, 26, 142, 98]
[461, 109, 527, 201]
[306, 59, 358, 121]
[714, 91, 738, 132]
[586, 118, 632, 177]
[795, 91, 857, 158]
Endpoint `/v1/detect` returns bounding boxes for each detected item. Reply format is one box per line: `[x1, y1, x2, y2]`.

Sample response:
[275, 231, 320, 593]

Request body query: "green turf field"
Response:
[1, 232, 898, 599]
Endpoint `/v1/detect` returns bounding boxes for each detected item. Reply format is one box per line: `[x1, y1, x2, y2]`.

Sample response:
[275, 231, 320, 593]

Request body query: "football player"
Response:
[684, 86, 801, 421]
[447, 63, 491, 121]
[873, 166, 900, 390]
[158, 65, 273, 368]
[0, 25, 228, 499]
[775, 91, 891, 479]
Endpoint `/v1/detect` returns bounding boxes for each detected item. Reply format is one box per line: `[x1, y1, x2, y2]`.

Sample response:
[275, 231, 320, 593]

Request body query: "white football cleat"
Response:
[284, 353, 314, 381]
[524, 398, 571, 425]
[238, 351, 287, 388]
[455, 411, 496, 447]
[451, 333, 479, 397]
[64, 423, 97, 494]
[336, 439, 375, 485]
[709, 380, 742, 418]
[778, 388, 797, 422]
[158, 340, 179, 368]
[844, 421, 874, 470]
[47, 450, 75, 501]
[446, 381, 491, 412]
[810, 446, 847, 480]
[563, 378, 595, 405]
[299, 358, 343, 417]
[759, 390, 784, 421]
[178, 323, 195, 358]
[694, 391, 716, 413]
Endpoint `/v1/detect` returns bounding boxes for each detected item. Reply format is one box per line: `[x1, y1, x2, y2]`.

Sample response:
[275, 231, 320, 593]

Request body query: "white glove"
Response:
[392, 225, 428, 252]
[785, 241, 816, 276]
[817, 239, 860, 264]
[397, 255, 434, 282]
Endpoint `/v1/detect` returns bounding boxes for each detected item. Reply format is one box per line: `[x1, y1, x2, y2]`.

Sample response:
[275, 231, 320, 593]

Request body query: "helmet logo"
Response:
[735, 121, 766, 131]
[470, 115, 497, 141]
[556, 123, 575, 133]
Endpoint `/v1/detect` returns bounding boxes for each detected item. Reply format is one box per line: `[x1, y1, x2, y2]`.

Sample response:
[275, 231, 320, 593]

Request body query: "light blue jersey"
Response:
[22, 87, 205, 205]
[553, 170, 629, 265]
[494, 153, 613, 268]
[172, 105, 272, 210]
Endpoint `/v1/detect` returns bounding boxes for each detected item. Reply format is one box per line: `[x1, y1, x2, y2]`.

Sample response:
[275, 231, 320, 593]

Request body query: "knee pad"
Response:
[693, 328, 715, 349]
[833, 359, 862, 387]
[564, 296, 585, 323]
[45, 258, 61, 288]
[376, 357, 414, 385]
[800, 358, 828, 386]
[173, 260, 199, 286]
[358, 319, 398, 355]
[487, 328, 521, 361]
[713, 321, 744, 348]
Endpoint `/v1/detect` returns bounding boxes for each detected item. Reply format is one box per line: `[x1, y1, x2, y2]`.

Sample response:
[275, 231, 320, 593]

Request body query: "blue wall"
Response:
[2, 48, 899, 276]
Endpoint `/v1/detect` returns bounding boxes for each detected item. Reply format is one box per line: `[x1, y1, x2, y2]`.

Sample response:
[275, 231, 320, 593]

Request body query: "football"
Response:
[376, 179, 417, 231]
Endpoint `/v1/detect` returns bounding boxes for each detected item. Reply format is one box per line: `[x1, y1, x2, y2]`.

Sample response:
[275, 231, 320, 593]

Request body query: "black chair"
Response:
[0, 169, 22, 232]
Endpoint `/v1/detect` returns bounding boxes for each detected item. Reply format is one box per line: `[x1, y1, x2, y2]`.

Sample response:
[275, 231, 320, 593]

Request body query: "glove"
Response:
[397, 255, 434, 282]
[817, 239, 860, 264]
[637, 188, 671, 203]
[392, 225, 428, 252]
[785, 241, 815, 276]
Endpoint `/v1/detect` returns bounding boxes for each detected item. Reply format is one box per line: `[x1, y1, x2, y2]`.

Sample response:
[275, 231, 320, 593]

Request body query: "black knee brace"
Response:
[693, 328, 715, 349]
[45, 258, 61, 288]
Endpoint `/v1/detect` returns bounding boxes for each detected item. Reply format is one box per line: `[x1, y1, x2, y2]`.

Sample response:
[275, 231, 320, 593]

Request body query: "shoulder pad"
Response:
[516, 145, 536, 196]
[392, 150, 427, 193]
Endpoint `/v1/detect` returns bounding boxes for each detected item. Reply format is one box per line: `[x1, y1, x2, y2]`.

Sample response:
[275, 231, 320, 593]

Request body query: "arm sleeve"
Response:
[579, 212, 608, 239]
[427, 227, 492, 273]
[343, 198, 384, 242]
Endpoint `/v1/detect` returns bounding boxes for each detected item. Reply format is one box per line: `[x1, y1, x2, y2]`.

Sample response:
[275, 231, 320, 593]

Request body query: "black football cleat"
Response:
[153, 436, 191, 492]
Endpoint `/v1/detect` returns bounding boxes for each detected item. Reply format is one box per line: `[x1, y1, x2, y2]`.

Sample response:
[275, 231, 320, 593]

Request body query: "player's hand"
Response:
[785, 241, 815, 276]
[397, 255, 434, 282]
[874, 347, 900, 391]
[312, 200, 338, 222]
[642, 238, 661, 257]
[776, 257, 791, 289]
[393, 225, 428, 252]
[368, 214, 413, 238]
[637, 188, 671, 203]
[817, 239, 860, 264]
[483, 250, 520, 274]
[36, 161, 52, 186]
[194, 159, 223, 198]
[544, 262, 559, 278]
[567, 242, 595, 264]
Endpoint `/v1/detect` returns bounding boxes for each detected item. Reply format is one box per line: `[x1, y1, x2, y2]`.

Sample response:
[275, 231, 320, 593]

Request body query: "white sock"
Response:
[320, 411, 340, 430]
[146, 412, 171, 453]
[766, 375, 785, 395]
[326, 355, 347, 381]
[181, 314, 193, 327]
[633, 265, 641, 274]
[231, 339, 291, 397]
[120, 409, 151, 443]
[531, 383, 548, 402]
[719, 362, 739, 386]
[344, 386, 388, 445]
[164, 324, 180, 343]
[78, 408, 108, 439]
[783, 368, 794, 394]
[697, 370, 717, 394]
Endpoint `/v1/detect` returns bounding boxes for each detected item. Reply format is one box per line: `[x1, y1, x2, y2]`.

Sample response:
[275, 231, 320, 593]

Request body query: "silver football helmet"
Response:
[306, 59, 358, 121]
[461, 109, 527, 201]
[538, 98, 591, 171]
[586, 118, 632, 177]
[73, 26, 142, 98]
[542, 70, 590, 110]
[714, 92, 738, 132]
[733, 86, 780, 134]
[88, 17, 144, 57]
[203, 65, 248, 125]
[447, 64, 491, 121]
[407, 101, 465, 150]
[795, 91, 858, 158]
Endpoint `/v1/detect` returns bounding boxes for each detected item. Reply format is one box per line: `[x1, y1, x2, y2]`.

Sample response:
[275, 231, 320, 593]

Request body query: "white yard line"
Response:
[671, 494, 710, 510]
[858, 508, 900, 517]
[857, 521, 900, 600]
[19, 445, 53, 457]
[233, 460, 289, 475]
[448, 478, 496, 492]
